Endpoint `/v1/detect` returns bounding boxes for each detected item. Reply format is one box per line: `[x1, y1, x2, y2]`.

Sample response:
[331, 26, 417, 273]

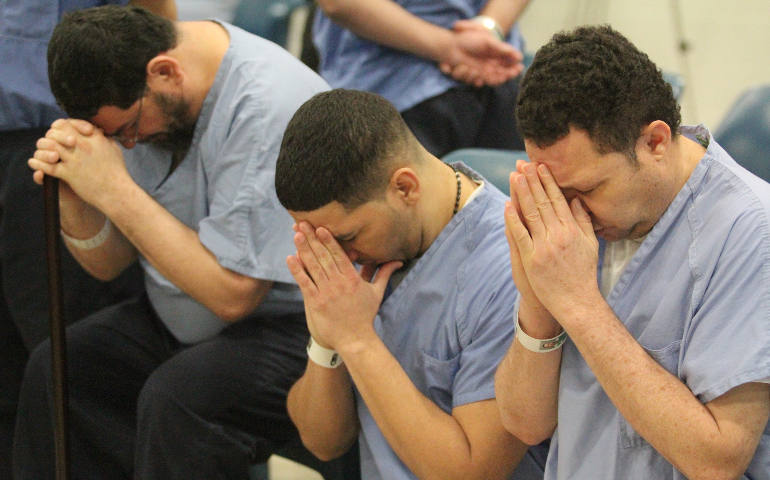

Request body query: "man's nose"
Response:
[345, 248, 359, 263]
[562, 188, 578, 202]
[120, 138, 137, 149]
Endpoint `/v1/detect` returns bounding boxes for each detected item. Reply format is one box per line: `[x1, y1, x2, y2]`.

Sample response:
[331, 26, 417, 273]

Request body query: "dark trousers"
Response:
[0, 128, 144, 480]
[0, 294, 24, 480]
[13, 294, 310, 480]
[401, 76, 525, 158]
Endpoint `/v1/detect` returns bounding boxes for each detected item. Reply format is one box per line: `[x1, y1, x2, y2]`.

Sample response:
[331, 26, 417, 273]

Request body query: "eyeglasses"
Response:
[108, 96, 144, 144]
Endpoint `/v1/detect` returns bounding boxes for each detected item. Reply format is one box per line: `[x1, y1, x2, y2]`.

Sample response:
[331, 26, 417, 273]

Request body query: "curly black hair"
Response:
[275, 89, 418, 212]
[48, 5, 177, 119]
[516, 25, 681, 159]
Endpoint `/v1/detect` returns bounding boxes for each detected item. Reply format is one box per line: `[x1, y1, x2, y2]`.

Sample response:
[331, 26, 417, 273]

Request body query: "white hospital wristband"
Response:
[60, 218, 111, 250]
[515, 312, 567, 353]
[307, 336, 343, 368]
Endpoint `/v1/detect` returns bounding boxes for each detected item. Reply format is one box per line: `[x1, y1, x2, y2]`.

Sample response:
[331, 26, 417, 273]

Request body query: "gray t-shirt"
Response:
[125, 22, 329, 343]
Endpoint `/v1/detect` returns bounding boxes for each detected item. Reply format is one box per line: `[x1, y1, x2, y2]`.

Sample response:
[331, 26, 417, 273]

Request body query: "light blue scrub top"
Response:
[356, 165, 548, 480]
[312, 0, 525, 112]
[542, 125, 770, 479]
[0, 0, 128, 131]
[125, 23, 329, 343]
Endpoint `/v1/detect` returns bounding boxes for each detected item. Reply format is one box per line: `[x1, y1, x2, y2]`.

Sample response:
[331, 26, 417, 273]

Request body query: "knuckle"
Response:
[524, 211, 540, 222]
[514, 231, 530, 244]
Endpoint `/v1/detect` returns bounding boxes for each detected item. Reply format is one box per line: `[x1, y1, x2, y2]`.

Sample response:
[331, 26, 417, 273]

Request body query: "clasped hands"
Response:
[286, 222, 402, 351]
[28, 118, 130, 209]
[504, 160, 601, 332]
[439, 19, 524, 87]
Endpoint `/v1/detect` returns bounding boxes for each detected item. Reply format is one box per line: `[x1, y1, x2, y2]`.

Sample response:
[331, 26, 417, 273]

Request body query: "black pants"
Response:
[400, 76, 525, 158]
[13, 294, 310, 480]
[0, 128, 144, 480]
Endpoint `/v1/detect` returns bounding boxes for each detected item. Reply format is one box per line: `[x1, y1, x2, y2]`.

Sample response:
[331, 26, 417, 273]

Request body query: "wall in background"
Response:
[517, 0, 770, 128]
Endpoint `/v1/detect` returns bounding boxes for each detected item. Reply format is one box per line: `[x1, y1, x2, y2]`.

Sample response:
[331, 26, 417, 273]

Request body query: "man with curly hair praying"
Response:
[495, 24, 770, 480]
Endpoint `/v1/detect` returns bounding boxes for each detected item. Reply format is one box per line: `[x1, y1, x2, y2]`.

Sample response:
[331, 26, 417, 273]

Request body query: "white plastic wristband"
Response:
[472, 15, 505, 41]
[307, 336, 343, 368]
[515, 312, 567, 353]
[60, 218, 111, 250]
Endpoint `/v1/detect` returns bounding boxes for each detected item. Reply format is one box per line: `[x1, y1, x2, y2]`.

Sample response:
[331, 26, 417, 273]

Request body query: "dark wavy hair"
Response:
[275, 89, 418, 212]
[516, 25, 681, 159]
[48, 5, 177, 119]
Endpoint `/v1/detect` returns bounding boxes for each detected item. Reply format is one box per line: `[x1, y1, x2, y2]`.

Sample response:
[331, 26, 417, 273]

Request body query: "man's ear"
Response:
[388, 167, 421, 206]
[145, 55, 184, 88]
[639, 120, 672, 159]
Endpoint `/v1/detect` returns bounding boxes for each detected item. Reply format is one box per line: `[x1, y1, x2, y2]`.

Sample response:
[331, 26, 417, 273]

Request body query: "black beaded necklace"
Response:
[451, 166, 461, 215]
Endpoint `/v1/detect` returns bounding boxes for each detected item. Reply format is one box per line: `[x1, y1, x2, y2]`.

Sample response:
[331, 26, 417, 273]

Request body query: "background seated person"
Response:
[312, 0, 531, 157]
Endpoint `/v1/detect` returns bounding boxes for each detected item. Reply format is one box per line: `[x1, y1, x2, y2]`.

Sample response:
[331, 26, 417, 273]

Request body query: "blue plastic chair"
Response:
[662, 71, 685, 101]
[443, 148, 529, 193]
[713, 84, 770, 182]
[232, 0, 307, 47]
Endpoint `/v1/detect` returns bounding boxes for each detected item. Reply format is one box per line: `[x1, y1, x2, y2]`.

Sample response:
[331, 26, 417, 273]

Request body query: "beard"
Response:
[143, 92, 197, 158]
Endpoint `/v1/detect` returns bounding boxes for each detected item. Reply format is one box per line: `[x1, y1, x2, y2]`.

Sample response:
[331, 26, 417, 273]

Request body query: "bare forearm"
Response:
[495, 302, 562, 444]
[565, 300, 767, 479]
[287, 363, 359, 460]
[340, 337, 518, 480]
[317, 0, 452, 63]
[59, 194, 137, 280]
[495, 340, 560, 445]
[96, 178, 268, 320]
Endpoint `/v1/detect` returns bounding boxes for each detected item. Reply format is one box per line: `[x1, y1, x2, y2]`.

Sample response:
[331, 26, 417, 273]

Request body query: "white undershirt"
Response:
[599, 237, 645, 298]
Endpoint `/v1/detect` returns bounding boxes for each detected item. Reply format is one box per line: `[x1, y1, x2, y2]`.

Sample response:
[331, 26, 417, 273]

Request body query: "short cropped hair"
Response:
[48, 5, 177, 119]
[516, 25, 681, 158]
[275, 89, 417, 212]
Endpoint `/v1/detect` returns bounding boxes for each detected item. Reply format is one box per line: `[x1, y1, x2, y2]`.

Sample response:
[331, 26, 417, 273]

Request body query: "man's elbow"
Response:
[212, 279, 271, 322]
[213, 301, 253, 323]
[299, 433, 355, 462]
[683, 465, 746, 480]
[289, 402, 357, 461]
[499, 407, 555, 446]
[212, 293, 263, 321]
[680, 448, 757, 480]
[83, 263, 127, 282]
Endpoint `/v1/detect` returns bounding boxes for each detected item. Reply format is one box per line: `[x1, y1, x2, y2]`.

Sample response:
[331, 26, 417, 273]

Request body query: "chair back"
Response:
[714, 84, 770, 182]
[442, 148, 529, 193]
[232, 0, 306, 47]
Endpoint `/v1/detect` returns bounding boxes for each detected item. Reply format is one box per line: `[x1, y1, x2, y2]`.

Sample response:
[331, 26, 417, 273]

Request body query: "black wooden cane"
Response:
[43, 175, 71, 480]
